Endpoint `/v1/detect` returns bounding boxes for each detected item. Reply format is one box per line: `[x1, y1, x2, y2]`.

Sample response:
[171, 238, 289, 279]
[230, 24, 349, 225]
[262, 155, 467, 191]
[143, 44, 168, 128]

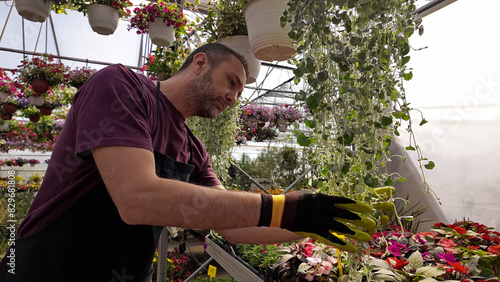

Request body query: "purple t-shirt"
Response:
[18, 64, 221, 238]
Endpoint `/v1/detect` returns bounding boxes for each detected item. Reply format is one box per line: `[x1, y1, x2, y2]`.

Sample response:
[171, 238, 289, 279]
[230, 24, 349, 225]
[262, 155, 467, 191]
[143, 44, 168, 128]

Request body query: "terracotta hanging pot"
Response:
[243, 0, 296, 62]
[0, 91, 9, 103]
[29, 115, 41, 122]
[87, 4, 119, 35]
[29, 95, 45, 106]
[217, 35, 261, 84]
[15, 0, 53, 23]
[31, 78, 50, 93]
[39, 107, 53, 116]
[2, 103, 18, 114]
[148, 18, 175, 47]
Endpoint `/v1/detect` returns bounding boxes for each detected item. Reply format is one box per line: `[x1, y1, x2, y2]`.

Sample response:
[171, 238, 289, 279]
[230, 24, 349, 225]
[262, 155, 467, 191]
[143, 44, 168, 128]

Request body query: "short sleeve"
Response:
[71, 65, 156, 158]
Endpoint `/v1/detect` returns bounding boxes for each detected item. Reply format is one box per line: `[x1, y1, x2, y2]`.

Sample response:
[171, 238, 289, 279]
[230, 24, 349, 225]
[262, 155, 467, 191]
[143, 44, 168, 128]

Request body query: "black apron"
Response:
[1, 82, 195, 282]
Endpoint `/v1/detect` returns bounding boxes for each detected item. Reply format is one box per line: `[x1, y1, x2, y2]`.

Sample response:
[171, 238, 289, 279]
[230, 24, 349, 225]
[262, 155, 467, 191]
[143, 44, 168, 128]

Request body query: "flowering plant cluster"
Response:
[0, 173, 42, 192]
[220, 220, 500, 281]
[273, 104, 303, 125]
[64, 67, 97, 88]
[15, 54, 69, 87]
[240, 104, 274, 123]
[72, 0, 133, 18]
[128, 1, 187, 35]
[0, 158, 41, 167]
[0, 68, 17, 96]
[152, 247, 191, 281]
[0, 118, 63, 152]
[141, 46, 188, 80]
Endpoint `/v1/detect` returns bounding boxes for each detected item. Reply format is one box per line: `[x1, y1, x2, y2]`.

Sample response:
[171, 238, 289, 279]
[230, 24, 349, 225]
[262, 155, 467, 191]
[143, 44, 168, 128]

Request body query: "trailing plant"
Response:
[282, 0, 435, 274]
[186, 102, 241, 185]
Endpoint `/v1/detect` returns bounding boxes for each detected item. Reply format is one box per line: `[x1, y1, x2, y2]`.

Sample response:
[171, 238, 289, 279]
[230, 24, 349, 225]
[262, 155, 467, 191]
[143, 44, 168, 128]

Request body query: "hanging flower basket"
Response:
[278, 123, 287, 132]
[217, 35, 261, 84]
[1, 113, 13, 120]
[15, 0, 53, 23]
[2, 103, 18, 114]
[31, 77, 50, 93]
[38, 107, 53, 116]
[87, 3, 120, 35]
[0, 91, 9, 103]
[148, 18, 175, 47]
[0, 121, 9, 131]
[29, 115, 41, 122]
[29, 95, 45, 106]
[243, 0, 295, 62]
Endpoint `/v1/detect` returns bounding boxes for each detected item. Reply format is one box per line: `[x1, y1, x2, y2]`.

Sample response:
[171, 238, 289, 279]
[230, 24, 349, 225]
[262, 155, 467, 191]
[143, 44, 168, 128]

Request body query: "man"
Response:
[0, 43, 374, 281]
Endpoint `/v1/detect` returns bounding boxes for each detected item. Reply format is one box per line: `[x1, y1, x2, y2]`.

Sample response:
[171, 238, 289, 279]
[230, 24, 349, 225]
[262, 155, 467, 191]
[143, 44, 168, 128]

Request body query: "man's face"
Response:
[185, 55, 246, 118]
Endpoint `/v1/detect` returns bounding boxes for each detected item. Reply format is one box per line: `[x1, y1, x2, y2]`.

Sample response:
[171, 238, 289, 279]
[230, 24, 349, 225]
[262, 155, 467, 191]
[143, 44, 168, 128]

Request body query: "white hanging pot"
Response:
[87, 4, 119, 36]
[0, 122, 9, 131]
[217, 35, 261, 84]
[29, 95, 45, 106]
[243, 0, 295, 62]
[15, 0, 52, 23]
[148, 18, 175, 47]
[0, 91, 9, 103]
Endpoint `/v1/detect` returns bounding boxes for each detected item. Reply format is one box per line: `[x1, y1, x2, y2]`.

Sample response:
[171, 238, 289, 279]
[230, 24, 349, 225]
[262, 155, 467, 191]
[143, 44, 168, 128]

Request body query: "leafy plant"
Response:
[20, 105, 41, 118]
[141, 46, 189, 81]
[203, 0, 247, 42]
[65, 67, 96, 88]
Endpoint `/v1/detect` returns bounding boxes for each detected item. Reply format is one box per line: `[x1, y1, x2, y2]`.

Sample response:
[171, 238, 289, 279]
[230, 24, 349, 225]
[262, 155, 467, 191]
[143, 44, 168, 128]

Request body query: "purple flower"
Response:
[438, 252, 456, 263]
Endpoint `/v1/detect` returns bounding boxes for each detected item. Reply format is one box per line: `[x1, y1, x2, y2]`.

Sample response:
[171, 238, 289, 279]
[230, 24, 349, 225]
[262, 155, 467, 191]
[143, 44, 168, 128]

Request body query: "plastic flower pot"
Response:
[15, 0, 53, 23]
[148, 18, 175, 47]
[31, 78, 50, 93]
[29, 95, 45, 106]
[0, 122, 9, 131]
[87, 3, 119, 35]
[0, 91, 9, 103]
[2, 103, 17, 114]
[278, 123, 287, 132]
[217, 35, 261, 84]
[243, 0, 296, 62]
[39, 107, 53, 116]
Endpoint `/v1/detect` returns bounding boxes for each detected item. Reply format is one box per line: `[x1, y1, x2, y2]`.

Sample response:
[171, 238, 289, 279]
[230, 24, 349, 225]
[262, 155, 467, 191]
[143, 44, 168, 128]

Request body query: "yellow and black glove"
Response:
[258, 191, 376, 253]
[372, 186, 396, 227]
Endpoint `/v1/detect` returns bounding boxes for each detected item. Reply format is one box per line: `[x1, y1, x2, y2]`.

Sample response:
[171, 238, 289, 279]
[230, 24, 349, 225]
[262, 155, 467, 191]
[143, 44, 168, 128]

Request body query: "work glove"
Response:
[258, 191, 376, 253]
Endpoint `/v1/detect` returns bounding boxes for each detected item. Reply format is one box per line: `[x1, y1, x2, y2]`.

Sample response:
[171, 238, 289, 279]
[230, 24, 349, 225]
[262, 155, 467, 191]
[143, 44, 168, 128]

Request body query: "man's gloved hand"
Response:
[372, 186, 396, 228]
[258, 191, 375, 253]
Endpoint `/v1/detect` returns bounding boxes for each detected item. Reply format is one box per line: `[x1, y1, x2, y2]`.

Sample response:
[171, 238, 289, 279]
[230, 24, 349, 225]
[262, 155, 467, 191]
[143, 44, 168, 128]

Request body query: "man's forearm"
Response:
[216, 226, 304, 244]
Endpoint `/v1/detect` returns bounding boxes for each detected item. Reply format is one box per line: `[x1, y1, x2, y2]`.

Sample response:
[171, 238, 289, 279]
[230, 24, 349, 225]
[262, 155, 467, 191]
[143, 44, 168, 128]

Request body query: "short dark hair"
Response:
[177, 43, 249, 79]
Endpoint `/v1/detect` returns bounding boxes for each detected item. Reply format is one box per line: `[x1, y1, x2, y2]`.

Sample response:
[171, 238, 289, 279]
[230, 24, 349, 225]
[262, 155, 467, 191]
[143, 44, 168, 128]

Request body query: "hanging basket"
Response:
[29, 115, 41, 122]
[15, 0, 53, 23]
[2, 103, 18, 114]
[1, 113, 13, 121]
[278, 123, 287, 132]
[0, 91, 9, 103]
[0, 122, 9, 131]
[243, 0, 295, 62]
[217, 35, 261, 84]
[87, 4, 119, 36]
[39, 107, 53, 116]
[31, 78, 50, 93]
[148, 18, 175, 47]
[29, 95, 45, 106]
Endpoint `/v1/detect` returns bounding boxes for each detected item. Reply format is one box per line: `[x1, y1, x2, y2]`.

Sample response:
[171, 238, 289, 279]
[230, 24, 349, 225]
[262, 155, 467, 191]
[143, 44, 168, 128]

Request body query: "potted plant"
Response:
[27, 159, 41, 167]
[73, 0, 133, 35]
[21, 105, 42, 122]
[65, 66, 96, 89]
[141, 46, 188, 81]
[19, 86, 45, 106]
[272, 104, 302, 132]
[15, 54, 68, 93]
[37, 90, 62, 116]
[0, 68, 17, 103]
[203, 0, 260, 83]
[128, 0, 188, 47]
[15, 0, 53, 23]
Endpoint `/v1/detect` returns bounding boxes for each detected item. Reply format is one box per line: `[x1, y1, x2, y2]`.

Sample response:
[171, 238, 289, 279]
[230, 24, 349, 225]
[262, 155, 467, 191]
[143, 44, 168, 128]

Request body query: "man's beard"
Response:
[185, 69, 227, 118]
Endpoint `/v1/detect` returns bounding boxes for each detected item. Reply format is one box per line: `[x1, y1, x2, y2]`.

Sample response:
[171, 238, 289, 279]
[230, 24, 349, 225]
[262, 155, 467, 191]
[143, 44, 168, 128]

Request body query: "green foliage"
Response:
[203, 0, 248, 42]
[142, 46, 189, 81]
[236, 243, 288, 269]
[186, 103, 241, 184]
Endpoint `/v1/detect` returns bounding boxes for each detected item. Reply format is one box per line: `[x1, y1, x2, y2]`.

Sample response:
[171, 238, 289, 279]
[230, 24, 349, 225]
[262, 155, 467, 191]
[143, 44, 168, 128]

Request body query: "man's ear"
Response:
[191, 52, 209, 75]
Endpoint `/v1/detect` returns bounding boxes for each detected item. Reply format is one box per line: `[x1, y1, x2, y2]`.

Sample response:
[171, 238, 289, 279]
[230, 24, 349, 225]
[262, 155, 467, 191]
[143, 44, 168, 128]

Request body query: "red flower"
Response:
[454, 226, 467, 234]
[439, 238, 457, 252]
[450, 261, 469, 275]
[385, 257, 409, 270]
[487, 245, 500, 255]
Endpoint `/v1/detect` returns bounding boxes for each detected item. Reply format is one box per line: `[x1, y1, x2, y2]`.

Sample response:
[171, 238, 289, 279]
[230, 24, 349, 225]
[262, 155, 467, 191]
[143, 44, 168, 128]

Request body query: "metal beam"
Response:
[411, 0, 458, 18]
